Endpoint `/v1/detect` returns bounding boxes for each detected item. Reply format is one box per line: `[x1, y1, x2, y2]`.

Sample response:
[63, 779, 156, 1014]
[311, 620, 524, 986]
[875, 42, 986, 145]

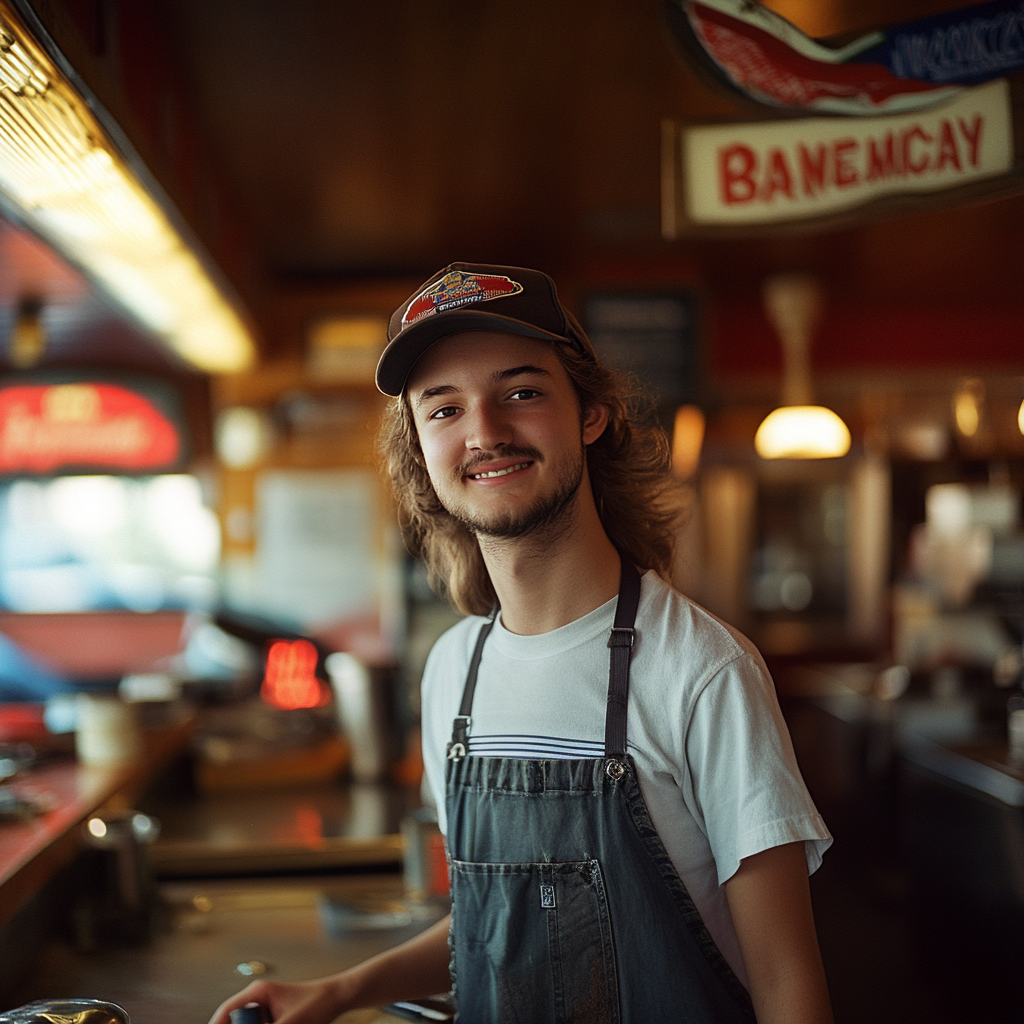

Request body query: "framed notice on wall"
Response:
[581, 292, 699, 413]
[251, 469, 380, 629]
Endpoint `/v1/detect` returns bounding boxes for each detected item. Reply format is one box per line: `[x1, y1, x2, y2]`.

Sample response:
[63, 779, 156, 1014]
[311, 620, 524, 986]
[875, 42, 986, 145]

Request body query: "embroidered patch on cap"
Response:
[540, 884, 556, 909]
[402, 270, 523, 328]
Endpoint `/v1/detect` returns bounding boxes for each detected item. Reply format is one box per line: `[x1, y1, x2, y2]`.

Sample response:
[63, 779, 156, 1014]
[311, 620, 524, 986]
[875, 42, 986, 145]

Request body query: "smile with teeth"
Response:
[468, 461, 532, 480]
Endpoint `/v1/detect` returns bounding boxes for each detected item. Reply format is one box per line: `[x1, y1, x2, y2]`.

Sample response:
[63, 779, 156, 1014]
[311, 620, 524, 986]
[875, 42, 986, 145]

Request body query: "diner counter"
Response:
[0, 713, 196, 931]
[901, 735, 1024, 806]
[6, 870, 448, 1023]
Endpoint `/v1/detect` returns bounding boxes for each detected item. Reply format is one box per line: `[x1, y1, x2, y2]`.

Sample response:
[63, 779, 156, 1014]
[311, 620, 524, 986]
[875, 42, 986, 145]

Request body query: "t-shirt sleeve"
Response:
[685, 652, 832, 886]
[421, 640, 451, 836]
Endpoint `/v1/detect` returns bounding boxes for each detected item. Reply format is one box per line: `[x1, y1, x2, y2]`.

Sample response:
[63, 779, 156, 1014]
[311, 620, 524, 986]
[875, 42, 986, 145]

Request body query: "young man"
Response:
[210, 264, 833, 1024]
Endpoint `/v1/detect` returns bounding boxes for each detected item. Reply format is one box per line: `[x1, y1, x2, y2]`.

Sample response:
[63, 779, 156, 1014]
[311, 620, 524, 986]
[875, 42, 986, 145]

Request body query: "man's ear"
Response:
[582, 403, 610, 445]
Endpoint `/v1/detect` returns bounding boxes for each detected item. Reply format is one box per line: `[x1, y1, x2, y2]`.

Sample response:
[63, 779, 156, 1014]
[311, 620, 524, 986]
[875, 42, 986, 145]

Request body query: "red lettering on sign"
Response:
[833, 138, 859, 188]
[866, 132, 900, 182]
[902, 126, 932, 175]
[798, 143, 827, 197]
[957, 114, 983, 167]
[935, 119, 962, 172]
[720, 144, 758, 204]
[761, 148, 794, 202]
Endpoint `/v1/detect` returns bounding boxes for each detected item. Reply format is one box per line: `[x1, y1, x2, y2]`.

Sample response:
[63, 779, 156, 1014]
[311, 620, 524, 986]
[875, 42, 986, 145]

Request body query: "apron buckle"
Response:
[605, 758, 626, 780]
[447, 742, 467, 761]
[608, 627, 635, 648]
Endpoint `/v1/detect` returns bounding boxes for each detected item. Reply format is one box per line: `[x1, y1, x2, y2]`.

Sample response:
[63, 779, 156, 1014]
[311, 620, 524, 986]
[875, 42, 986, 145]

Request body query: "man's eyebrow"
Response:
[412, 365, 552, 408]
[493, 364, 552, 383]
[413, 384, 458, 408]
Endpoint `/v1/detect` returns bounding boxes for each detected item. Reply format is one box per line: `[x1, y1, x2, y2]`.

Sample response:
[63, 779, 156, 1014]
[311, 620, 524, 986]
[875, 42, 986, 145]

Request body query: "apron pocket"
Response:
[450, 858, 620, 1024]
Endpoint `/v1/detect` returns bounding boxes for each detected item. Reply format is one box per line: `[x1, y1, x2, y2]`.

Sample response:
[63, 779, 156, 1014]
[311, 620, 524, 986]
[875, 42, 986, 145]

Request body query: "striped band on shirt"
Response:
[466, 734, 604, 759]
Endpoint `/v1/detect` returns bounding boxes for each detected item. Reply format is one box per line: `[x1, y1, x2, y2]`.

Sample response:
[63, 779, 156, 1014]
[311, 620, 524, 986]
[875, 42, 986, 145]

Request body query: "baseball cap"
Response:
[375, 262, 595, 396]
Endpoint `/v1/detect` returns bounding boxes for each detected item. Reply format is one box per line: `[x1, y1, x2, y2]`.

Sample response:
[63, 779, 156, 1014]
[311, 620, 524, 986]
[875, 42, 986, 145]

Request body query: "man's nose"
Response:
[465, 402, 512, 451]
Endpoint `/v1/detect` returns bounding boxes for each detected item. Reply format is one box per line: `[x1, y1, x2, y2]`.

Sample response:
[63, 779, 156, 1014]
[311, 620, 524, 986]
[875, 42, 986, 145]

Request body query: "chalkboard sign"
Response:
[581, 292, 699, 412]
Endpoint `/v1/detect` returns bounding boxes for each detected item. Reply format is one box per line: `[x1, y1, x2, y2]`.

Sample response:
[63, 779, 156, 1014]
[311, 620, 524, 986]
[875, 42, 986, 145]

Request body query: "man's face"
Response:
[406, 331, 607, 540]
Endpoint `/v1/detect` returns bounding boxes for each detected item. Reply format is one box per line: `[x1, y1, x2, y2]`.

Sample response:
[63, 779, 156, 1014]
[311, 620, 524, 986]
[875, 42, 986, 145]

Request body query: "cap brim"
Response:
[375, 310, 571, 396]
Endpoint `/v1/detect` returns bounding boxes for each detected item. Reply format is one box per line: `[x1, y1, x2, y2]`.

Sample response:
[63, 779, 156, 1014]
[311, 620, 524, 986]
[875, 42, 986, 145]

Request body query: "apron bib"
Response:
[444, 556, 757, 1023]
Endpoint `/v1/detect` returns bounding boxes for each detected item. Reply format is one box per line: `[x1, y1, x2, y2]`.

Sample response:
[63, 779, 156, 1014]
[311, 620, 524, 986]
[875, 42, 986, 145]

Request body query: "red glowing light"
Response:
[261, 639, 326, 710]
[0, 383, 180, 474]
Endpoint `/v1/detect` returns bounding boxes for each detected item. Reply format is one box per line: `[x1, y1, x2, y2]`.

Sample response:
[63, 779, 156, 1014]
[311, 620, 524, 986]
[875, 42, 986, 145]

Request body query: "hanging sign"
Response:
[0, 380, 183, 474]
[663, 78, 1021, 233]
[664, 0, 1024, 116]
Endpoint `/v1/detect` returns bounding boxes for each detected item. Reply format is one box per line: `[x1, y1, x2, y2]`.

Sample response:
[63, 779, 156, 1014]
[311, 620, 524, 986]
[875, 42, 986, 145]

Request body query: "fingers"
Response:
[208, 982, 271, 1024]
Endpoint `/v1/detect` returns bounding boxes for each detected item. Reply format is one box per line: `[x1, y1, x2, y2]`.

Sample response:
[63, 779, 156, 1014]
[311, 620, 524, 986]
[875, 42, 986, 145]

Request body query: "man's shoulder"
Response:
[638, 572, 765, 681]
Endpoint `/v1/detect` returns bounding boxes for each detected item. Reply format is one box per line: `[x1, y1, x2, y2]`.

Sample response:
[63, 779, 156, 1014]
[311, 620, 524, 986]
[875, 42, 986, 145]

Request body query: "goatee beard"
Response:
[445, 445, 585, 540]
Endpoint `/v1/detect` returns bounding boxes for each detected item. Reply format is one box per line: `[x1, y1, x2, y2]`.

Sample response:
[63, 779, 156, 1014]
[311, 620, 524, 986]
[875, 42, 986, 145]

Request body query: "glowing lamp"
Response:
[1017, 398, 1023, 436]
[953, 380, 984, 438]
[756, 274, 850, 461]
[672, 405, 705, 479]
[755, 405, 851, 459]
[261, 639, 327, 710]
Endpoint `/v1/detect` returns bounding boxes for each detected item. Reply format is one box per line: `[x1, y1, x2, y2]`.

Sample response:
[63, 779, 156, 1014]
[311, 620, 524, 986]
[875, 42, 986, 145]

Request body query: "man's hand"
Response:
[207, 976, 349, 1024]
[207, 914, 452, 1024]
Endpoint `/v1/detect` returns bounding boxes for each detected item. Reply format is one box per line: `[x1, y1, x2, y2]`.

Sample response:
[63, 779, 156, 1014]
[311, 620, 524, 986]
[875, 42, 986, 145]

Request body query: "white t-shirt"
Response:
[421, 570, 832, 987]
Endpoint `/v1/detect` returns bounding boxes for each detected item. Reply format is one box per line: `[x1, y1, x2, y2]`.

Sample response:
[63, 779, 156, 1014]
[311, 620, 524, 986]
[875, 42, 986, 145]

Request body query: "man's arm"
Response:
[207, 913, 452, 1024]
[724, 842, 834, 1024]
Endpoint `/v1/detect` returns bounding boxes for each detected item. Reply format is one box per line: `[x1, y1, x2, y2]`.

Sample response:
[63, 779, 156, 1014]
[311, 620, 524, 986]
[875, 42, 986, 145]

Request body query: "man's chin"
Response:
[449, 490, 582, 541]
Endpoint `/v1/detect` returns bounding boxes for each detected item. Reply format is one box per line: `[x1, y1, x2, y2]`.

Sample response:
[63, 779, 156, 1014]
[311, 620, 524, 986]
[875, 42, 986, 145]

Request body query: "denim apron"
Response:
[444, 556, 758, 1023]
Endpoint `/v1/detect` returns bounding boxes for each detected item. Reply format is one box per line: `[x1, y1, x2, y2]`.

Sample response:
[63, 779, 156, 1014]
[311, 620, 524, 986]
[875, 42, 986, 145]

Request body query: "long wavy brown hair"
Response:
[378, 341, 682, 616]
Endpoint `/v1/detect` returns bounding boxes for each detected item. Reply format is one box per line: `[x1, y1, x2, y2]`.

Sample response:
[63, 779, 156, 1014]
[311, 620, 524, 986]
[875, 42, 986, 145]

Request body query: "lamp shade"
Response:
[755, 405, 851, 459]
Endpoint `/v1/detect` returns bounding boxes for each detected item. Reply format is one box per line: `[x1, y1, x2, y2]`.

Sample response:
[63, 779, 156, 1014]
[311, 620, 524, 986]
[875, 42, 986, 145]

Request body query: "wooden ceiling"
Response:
[141, 0, 1021, 286]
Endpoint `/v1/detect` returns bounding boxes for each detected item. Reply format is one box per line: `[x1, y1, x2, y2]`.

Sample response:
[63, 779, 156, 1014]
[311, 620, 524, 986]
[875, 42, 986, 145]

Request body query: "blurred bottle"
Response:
[1008, 690, 1024, 766]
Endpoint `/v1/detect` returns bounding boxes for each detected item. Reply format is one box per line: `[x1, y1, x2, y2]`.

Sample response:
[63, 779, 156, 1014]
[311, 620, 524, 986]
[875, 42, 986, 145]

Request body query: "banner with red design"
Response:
[0, 381, 182, 474]
[665, 0, 1024, 116]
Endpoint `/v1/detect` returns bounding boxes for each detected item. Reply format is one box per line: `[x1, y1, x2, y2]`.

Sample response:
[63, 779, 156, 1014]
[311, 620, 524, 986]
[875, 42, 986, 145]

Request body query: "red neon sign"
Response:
[0, 383, 180, 474]
[261, 639, 328, 711]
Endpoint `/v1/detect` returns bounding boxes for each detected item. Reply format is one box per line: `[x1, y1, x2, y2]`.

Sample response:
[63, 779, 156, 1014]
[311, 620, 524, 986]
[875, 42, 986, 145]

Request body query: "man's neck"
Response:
[477, 496, 621, 635]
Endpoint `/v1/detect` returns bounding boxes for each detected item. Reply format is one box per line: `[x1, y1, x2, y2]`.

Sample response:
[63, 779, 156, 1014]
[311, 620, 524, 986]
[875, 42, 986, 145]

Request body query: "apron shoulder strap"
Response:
[604, 553, 641, 760]
[449, 608, 497, 755]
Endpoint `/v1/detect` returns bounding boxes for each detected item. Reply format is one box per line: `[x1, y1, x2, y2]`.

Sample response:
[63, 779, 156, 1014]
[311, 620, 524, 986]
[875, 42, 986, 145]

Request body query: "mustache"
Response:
[454, 446, 543, 480]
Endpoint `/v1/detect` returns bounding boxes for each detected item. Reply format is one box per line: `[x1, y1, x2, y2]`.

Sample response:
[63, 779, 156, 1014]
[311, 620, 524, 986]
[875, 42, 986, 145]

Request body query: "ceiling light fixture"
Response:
[754, 274, 850, 460]
[0, 2, 255, 373]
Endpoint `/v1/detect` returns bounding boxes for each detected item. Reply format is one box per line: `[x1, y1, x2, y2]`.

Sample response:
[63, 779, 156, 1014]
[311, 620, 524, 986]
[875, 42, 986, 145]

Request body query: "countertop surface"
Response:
[6, 872, 449, 1024]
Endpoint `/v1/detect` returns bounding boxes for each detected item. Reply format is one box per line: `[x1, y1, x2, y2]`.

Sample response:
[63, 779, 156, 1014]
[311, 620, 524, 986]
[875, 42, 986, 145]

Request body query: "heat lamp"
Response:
[754, 274, 850, 460]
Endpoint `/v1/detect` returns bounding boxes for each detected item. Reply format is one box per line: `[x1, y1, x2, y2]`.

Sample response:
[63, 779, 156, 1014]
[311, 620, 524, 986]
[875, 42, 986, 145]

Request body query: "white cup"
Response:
[76, 694, 143, 766]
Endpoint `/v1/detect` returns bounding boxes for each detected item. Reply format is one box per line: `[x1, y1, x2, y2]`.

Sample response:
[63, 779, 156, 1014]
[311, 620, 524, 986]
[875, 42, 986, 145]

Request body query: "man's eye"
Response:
[510, 389, 539, 400]
[430, 406, 459, 420]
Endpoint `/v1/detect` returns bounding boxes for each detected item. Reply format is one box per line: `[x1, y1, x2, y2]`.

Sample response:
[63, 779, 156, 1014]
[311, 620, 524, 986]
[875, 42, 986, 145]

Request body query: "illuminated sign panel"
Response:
[664, 78, 1018, 233]
[0, 380, 182, 474]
